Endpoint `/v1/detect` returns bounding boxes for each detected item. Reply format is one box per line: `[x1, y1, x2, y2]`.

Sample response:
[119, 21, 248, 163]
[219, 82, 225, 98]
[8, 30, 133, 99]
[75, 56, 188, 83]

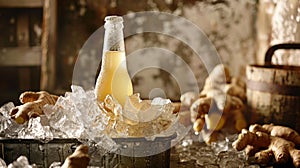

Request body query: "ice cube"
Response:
[7, 156, 36, 168]
[216, 149, 246, 168]
[43, 85, 113, 144]
[218, 157, 244, 168]
[48, 162, 61, 168]
[0, 102, 14, 117]
[95, 134, 118, 152]
[179, 150, 192, 163]
[0, 158, 7, 168]
[123, 94, 175, 123]
[0, 119, 23, 138]
[109, 94, 178, 137]
[244, 165, 260, 168]
[196, 156, 217, 166]
[18, 117, 53, 142]
[0, 102, 23, 138]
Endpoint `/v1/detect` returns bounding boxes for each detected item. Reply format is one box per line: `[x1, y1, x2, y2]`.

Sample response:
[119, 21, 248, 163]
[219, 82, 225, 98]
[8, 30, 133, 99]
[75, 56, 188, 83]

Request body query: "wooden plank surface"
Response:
[0, 0, 43, 8]
[18, 67, 31, 90]
[0, 46, 41, 66]
[40, 0, 57, 91]
[17, 13, 29, 46]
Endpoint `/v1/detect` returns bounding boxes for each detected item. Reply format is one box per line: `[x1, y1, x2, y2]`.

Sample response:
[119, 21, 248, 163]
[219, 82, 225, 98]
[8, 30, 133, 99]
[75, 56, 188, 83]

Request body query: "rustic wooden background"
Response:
[0, 0, 261, 105]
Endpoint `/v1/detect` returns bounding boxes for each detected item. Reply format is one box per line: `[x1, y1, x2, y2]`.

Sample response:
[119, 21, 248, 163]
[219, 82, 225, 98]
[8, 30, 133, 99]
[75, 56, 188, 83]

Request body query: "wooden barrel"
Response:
[246, 43, 300, 132]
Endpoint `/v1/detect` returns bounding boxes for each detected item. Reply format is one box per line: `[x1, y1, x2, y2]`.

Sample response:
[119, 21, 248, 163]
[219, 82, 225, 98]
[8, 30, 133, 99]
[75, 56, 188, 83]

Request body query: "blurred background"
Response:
[0, 0, 299, 105]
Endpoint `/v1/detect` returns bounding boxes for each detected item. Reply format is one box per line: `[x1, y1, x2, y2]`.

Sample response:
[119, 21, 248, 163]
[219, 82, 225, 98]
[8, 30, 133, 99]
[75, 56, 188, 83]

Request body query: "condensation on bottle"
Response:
[95, 16, 133, 107]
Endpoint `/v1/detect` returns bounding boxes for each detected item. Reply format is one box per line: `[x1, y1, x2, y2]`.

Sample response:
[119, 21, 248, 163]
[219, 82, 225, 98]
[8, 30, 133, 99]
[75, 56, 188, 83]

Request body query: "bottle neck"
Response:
[103, 16, 125, 53]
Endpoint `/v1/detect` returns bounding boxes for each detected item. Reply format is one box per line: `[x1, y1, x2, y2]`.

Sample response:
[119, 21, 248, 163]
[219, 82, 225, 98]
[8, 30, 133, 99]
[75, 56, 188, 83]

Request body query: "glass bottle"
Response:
[95, 16, 133, 106]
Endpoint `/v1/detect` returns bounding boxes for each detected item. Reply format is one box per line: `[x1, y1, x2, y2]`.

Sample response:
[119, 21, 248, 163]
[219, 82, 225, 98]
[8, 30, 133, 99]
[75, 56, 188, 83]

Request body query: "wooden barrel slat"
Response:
[246, 65, 300, 132]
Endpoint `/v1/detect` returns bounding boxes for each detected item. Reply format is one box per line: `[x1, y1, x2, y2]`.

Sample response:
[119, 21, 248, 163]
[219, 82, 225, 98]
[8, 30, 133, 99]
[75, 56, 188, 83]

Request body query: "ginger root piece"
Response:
[231, 77, 246, 90]
[218, 95, 243, 115]
[199, 64, 230, 98]
[231, 109, 247, 132]
[180, 64, 247, 144]
[9, 91, 59, 124]
[190, 97, 212, 123]
[203, 64, 231, 87]
[193, 118, 205, 132]
[61, 145, 90, 168]
[249, 123, 300, 146]
[180, 92, 198, 107]
[224, 83, 246, 101]
[190, 94, 244, 132]
[232, 129, 270, 151]
[233, 125, 300, 167]
[172, 102, 182, 114]
[204, 112, 226, 131]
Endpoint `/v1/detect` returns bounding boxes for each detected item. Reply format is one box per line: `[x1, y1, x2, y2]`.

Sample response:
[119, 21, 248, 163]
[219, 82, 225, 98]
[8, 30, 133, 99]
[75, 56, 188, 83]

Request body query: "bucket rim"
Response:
[247, 64, 300, 71]
[0, 133, 177, 144]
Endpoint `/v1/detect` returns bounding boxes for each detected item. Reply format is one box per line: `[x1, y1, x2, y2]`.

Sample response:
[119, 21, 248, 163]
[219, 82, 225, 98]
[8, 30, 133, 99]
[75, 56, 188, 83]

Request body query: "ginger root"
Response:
[249, 123, 300, 146]
[233, 124, 300, 167]
[193, 118, 205, 132]
[61, 145, 90, 168]
[181, 64, 247, 144]
[190, 97, 212, 123]
[204, 112, 226, 131]
[180, 92, 198, 107]
[9, 91, 59, 124]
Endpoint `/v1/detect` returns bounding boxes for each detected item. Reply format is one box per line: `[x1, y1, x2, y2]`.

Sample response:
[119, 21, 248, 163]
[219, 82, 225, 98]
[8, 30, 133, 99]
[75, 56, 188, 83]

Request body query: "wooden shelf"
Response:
[0, 46, 41, 66]
[0, 0, 57, 91]
[0, 0, 43, 8]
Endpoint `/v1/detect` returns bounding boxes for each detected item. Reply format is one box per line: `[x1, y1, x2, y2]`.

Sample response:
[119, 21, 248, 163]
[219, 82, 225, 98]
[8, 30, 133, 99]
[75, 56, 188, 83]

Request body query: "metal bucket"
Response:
[0, 134, 176, 168]
[246, 43, 300, 132]
[0, 138, 80, 167]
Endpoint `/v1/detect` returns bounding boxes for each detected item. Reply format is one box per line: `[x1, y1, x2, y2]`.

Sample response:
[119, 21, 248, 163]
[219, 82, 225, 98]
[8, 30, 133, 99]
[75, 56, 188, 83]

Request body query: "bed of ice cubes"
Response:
[0, 85, 186, 166]
[1, 85, 180, 143]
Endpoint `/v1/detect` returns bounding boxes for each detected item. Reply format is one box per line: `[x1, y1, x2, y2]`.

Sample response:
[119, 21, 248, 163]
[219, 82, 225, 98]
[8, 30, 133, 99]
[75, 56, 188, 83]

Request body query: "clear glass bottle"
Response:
[95, 16, 133, 106]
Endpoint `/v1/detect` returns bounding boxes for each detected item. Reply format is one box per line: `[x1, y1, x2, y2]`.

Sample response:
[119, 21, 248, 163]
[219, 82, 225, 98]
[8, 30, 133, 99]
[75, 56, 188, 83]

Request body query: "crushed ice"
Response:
[0, 85, 188, 166]
[0, 102, 23, 138]
[174, 131, 260, 168]
[0, 85, 182, 148]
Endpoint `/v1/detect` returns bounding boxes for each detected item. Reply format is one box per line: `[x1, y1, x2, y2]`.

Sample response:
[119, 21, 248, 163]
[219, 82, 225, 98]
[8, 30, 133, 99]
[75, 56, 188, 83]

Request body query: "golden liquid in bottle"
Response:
[95, 51, 133, 106]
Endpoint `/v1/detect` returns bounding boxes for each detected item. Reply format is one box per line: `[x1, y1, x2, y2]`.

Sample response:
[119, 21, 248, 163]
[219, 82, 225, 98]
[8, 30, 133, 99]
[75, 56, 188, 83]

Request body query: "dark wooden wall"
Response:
[0, 7, 42, 105]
